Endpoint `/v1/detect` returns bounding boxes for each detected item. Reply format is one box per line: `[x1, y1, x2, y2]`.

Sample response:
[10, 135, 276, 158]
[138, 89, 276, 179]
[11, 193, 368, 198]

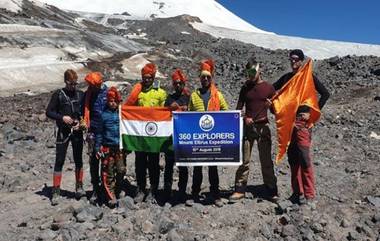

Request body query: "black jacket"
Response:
[46, 88, 84, 129]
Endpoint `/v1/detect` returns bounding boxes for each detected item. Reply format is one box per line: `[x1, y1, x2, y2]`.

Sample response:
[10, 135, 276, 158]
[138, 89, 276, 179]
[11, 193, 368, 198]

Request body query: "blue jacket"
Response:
[84, 85, 108, 133]
[99, 107, 120, 146]
[83, 85, 108, 152]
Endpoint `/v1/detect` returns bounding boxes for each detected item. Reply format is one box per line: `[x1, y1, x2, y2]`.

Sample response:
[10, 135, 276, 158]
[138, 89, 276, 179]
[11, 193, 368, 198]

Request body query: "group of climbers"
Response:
[46, 49, 329, 208]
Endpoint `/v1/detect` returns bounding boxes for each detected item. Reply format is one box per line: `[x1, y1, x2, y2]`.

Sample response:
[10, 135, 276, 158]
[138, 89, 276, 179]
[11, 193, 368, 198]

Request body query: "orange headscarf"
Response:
[83, 72, 104, 127]
[141, 63, 157, 77]
[171, 69, 187, 83]
[85, 72, 103, 88]
[171, 69, 190, 96]
[199, 60, 220, 110]
[107, 86, 122, 103]
[200, 59, 215, 77]
[125, 63, 157, 106]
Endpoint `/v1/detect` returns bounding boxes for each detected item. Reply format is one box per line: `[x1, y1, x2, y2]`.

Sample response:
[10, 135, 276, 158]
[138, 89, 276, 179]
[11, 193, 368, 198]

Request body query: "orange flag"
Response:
[271, 59, 321, 164]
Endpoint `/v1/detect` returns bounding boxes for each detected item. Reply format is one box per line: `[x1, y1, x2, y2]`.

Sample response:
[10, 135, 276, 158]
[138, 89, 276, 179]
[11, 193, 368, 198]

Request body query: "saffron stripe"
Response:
[121, 106, 171, 121]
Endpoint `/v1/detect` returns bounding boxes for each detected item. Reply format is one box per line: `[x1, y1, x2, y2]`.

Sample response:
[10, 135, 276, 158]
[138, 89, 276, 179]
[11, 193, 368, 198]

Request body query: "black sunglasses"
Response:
[289, 57, 301, 62]
[200, 75, 212, 80]
[65, 81, 78, 86]
[245, 68, 257, 77]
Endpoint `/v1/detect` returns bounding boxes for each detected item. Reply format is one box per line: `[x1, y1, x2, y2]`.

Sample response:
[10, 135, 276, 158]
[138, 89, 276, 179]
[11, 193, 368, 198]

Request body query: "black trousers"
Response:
[191, 166, 220, 196]
[135, 152, 160, 193]
[54, 128, 83, 173]
[164, 151, 188, 193]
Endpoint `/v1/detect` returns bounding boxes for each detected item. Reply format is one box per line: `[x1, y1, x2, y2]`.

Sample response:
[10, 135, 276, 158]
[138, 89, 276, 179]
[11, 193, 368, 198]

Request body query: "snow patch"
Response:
[0, 0, 23, 13]
[125, 32, 148, 40]
[0, 24, 64, 33]
[0, 47, 84, 96]
[120, 53, 165, 80]
[38, 0, 271, 33]
[370, 131, 380, 140]
[191, 22, 380, 59]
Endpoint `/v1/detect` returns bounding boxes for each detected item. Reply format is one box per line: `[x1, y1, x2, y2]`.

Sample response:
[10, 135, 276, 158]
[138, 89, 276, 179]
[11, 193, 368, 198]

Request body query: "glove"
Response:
[96, 146, 110, 160]
[96, 150, 105, 160]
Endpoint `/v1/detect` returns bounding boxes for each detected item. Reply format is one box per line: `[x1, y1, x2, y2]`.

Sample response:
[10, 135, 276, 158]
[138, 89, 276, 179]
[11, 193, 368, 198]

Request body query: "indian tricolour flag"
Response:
[120, 105, 172, 152]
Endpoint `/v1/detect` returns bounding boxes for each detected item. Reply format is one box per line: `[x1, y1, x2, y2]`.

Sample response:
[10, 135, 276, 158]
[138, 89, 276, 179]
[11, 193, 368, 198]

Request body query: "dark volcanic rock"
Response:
[75, 205, 103, 223]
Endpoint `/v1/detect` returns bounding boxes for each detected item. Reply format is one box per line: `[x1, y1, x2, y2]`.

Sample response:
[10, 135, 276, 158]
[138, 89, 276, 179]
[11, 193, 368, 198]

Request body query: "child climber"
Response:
[97, 87, 126, 207]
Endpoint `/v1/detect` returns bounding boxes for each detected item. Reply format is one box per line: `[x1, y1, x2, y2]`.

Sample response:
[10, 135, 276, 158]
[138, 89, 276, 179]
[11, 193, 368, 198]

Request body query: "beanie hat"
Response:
[289, 49, 305, 61]
[141, 63, 157, 77]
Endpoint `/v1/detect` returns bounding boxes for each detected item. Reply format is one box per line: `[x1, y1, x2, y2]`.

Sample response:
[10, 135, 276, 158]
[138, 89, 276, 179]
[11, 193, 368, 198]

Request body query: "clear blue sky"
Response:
[218, 0, 379, 45]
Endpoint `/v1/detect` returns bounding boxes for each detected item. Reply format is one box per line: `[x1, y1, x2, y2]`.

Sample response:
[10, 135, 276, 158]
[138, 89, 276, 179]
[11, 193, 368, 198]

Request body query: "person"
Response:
[187, 59, 228, 207]
[272, 49, 330, 204]
[46, 69, 85, 205]
[163, 69, 191, 203]
[96, 87, 126, 208]
[229, 58, 278, 203]
[125, 63, 167, 203]
[83, 72, 109, 204]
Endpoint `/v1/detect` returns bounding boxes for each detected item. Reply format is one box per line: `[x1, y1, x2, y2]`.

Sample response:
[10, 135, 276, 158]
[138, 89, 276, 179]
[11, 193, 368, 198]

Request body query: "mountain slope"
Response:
[37, 0, 380, 59]
[37, 0, 272, 34]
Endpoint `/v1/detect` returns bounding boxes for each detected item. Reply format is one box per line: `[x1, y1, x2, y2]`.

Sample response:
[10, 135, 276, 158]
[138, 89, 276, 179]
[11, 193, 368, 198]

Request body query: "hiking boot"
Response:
[89, 188, 99, 205]
[265, 186, 279, 203]
[108, 199, 117, 208]
[176, 191, 187, 203]
[298, 195, 307, 205]
[185, 194, 200, 207]
[214, 198, 224, 207]
[51, 187, 60, 206]
[134, 190, 146, 203]
[118, 190, 126, 199]
[75, 182, 86, 200]
[229, 192, 245, 203]
[288, 193, 301, 204]
[163, 189, 172, 203]
[145, 190, 157, 205]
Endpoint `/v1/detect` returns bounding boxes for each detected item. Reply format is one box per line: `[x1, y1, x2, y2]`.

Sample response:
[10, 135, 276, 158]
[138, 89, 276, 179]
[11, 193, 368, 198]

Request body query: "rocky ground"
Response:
[0, 3, 380, 241]
[0, 62, 379, 241]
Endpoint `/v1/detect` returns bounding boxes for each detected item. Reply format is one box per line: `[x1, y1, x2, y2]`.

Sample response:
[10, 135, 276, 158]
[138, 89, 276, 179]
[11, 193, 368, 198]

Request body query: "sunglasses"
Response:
[245, 68, 257, 77]
[142, 76, 154, 81]
[200, 75, 212, 80]
[65, 81, 78, 86]
[289, 57, 301, 62]
[173, 80, 184, 85]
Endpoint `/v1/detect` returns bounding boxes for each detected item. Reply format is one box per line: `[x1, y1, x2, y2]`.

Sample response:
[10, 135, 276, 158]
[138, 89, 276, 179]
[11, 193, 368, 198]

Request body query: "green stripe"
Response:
[122, 134, 172, 153]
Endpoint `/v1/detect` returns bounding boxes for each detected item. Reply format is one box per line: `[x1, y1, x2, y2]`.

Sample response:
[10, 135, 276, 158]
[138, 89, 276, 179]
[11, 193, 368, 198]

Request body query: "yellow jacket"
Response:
[189, 88, 228, 111]
[137, 86, 167, 107]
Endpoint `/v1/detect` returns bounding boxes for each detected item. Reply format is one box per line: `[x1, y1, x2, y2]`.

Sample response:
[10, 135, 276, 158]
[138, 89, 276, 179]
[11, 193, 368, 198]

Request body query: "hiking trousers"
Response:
[135, 151, 160, 193]
[287, 119, 316, 199]
[101, 146, 126, 200]
[53, 128, 83, 188]
[191, 166, 220, 197]
[165, 151, 188, 193]
[234, 123, 277, 193]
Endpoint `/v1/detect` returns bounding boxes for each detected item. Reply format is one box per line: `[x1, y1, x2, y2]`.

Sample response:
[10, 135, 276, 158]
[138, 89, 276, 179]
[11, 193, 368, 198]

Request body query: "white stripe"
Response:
[119, 105, 123, 150]
[121, 119, 172, 137]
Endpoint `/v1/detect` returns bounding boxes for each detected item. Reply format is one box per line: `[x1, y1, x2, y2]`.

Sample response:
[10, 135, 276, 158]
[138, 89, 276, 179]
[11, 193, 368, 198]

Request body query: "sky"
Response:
[218, 0, 379, 45]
